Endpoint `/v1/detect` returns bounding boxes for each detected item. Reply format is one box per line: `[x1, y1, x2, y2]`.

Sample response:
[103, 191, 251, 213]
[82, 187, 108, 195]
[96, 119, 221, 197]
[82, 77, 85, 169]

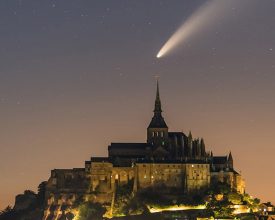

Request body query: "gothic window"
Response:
[161, 132, 164, 137]
[152, 132, 154, 137]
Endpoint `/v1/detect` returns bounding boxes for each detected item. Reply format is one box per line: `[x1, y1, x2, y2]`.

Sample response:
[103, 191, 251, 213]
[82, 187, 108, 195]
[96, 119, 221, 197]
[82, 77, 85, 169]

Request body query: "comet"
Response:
[157, 0, 244, 58]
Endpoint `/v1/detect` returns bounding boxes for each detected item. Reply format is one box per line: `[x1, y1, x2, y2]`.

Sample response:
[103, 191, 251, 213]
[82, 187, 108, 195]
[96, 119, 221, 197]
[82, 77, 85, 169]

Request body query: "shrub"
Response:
[77, 202, 106, 220]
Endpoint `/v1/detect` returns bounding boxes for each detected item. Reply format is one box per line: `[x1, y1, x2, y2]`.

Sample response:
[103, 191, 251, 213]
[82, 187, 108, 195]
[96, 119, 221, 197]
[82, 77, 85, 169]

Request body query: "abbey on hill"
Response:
[43, 83, 245, 219]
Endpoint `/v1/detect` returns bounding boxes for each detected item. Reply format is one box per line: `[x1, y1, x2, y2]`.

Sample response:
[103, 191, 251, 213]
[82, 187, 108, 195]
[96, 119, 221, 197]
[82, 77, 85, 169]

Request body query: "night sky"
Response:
[1, 0, 275, 209]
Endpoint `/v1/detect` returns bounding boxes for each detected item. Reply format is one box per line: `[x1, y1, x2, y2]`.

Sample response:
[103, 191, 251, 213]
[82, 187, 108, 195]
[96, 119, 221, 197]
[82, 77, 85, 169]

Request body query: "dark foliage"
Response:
[78, 201, 106, 220]
[0, 182, 46, 220]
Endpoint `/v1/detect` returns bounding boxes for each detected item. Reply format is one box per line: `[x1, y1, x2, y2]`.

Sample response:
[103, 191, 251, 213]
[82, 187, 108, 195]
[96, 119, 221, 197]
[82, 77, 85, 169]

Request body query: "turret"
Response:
[200, 138, 206, 157]
[186, 131, 193, 158]
[192, 138, 201, 159]
[227, 151, 233, 169]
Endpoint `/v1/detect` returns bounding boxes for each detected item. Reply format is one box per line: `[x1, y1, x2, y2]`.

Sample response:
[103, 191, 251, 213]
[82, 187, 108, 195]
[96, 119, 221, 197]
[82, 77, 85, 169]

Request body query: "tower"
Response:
[147, 81, 168, 148]
[227, 151, 233, 169]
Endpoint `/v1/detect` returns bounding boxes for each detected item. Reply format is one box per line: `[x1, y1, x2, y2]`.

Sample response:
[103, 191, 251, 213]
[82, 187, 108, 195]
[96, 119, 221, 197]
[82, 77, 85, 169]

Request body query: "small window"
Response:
[152, 132, 154, 137]
[161, 132, 163, 137]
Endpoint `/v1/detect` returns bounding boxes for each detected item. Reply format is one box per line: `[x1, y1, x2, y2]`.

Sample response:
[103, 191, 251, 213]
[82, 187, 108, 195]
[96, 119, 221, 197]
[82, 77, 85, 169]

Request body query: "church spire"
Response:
[154, 80, 162, 115]
[148, 81, 168, 129]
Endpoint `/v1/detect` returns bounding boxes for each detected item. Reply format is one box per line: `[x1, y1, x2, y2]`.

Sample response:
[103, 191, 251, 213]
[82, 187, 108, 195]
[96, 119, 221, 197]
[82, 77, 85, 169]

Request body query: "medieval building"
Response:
[43, 82, 245, 219]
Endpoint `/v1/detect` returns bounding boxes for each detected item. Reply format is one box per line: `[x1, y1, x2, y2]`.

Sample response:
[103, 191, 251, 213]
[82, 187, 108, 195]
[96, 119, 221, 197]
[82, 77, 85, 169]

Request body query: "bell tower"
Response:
[147, 81, 168, 147]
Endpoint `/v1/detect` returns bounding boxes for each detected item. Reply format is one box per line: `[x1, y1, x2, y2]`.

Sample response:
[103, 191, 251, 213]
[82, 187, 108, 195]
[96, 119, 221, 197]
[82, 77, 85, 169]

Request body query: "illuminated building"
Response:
[43, 82, 245, 219]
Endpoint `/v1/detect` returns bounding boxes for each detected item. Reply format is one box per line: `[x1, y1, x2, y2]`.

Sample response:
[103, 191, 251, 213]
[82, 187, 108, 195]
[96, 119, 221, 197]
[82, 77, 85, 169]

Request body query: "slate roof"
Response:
[136, 159, 209, 164]
[108, 143, 150, 158]
[148, 115, 168, 128]
[212, 156, 227, 164]
[168, 132, 187, 137]
[90, 157, 110, 162]
[108, 143, 149, 150]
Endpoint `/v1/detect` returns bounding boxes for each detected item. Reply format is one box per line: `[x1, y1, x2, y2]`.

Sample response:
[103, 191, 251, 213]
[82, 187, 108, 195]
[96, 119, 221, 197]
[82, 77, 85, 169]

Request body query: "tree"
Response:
[0, 206, 18, 220]
[207, 182, 231, 195]
[77, 202, 106, 220]
[207, 199, 234, 218]
[243, 194, 260, 211]
[0, 206, 12, 215]
[37, 181, 47, 205]
[228, 192, 242, 205]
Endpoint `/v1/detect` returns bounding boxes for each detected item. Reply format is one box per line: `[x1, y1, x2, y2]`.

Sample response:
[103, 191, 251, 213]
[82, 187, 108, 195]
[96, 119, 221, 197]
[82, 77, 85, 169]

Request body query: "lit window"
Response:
[152, 132, 154, 137]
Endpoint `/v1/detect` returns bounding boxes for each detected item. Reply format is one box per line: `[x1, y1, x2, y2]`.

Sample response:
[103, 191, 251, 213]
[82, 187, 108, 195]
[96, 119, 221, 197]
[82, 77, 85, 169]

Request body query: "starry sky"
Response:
[1, 0, 275, 209]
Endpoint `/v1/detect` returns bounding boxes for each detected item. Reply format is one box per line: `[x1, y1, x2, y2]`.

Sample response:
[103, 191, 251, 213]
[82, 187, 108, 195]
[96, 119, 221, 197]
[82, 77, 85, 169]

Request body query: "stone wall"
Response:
[185, 163, 210, 193]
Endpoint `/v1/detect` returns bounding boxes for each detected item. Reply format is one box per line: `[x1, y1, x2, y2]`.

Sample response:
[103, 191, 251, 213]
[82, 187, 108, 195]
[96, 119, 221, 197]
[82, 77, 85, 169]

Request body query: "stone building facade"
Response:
[43, 82, 245, 219]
